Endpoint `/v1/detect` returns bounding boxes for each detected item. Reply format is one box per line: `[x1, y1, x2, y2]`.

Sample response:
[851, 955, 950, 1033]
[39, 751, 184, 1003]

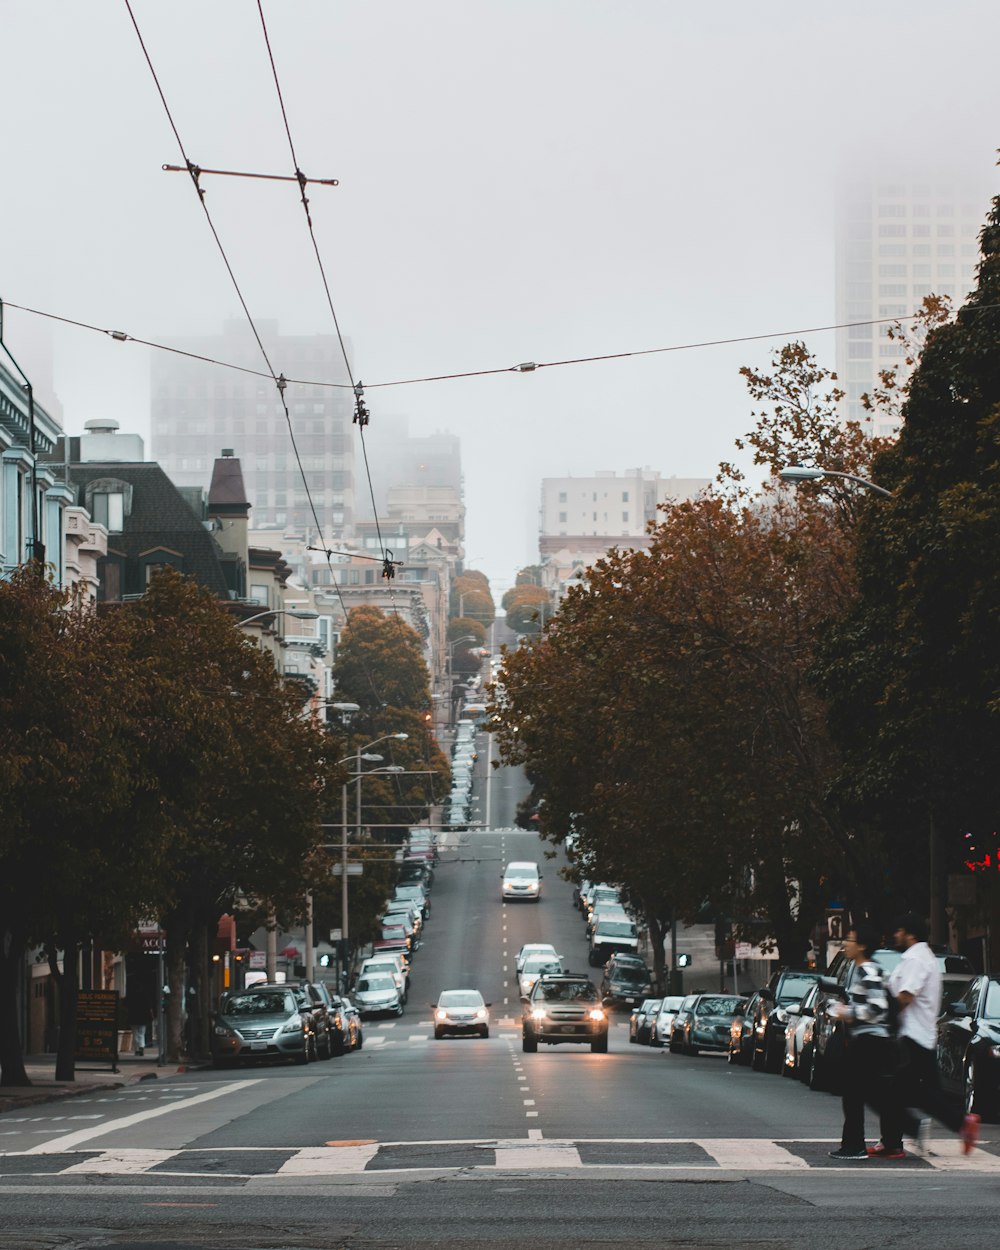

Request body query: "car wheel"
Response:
[591, 1034, 609, 1054]
[751, 1042, 766, 1072]
[481, 1027, 490, 1039]
[629, 1030, 637, 1044]
[669, 1034, 680, 1054]
[434, 1027, 444, 1039]
[807, 1046, 825, 1091]
[798, 1043, 812, 1083]
[685, 1043, 699, 1056]
[522, 1032, 538, 1053]
[294, 1044, 310, 1066]
[727, 1043, 739, 1065]
[764, 1034, 783, 1074]
[322, 1033, 334, 1060]
[354, 1030, 363, 1051]
[964, 1056, 985, 1117]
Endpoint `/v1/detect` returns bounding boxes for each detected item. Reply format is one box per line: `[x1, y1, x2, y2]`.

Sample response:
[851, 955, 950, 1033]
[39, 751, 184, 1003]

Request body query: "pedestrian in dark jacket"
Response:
[828, 921, 893, 1161]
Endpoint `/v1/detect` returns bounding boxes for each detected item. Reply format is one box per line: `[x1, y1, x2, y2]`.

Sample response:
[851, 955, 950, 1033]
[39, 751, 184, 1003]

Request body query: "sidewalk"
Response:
[0, 1054, 197, 1115]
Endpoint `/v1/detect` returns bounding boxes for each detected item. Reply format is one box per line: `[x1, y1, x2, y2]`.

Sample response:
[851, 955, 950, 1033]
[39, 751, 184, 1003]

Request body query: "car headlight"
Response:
[531, 1007, 547, 1020]
[436, 1009, 449, 1021]
[214, 1024, 234, 1037]
[989, 1044, 1000, 1060]
[280, 1019, 303, 1034]
[475, 1009, 488, 1020]
[588, 1008, 606, 1021]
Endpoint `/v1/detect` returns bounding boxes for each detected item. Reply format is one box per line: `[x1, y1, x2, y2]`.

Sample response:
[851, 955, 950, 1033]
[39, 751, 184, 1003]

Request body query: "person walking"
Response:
[828, 922, 894, 1161]
[870, 911, 980, 1159]
[126, 980, 153, 1058]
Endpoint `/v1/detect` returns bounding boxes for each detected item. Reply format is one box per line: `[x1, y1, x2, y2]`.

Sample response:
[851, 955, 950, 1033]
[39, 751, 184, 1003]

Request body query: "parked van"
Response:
[589, 916, 639, 965]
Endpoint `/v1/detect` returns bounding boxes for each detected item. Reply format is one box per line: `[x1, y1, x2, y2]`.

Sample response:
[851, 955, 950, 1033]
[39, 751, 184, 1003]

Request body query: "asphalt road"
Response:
[2, 737, 1000, 1248]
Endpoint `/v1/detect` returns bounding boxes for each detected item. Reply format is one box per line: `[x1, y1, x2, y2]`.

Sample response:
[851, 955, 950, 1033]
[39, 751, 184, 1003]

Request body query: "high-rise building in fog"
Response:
[834, 171, 992, 437]
[151, 321, 354, 539]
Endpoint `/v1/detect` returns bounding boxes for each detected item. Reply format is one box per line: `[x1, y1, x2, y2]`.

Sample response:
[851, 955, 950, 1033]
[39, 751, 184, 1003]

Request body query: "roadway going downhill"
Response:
[2, 734, 1000, 1248]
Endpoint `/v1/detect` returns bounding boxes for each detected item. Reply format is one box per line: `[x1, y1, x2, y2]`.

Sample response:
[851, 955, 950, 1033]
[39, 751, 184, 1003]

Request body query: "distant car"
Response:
[516, 943, 559, 974]
[518, 955, 564, 999]
[629, 998, 662, 1045]
[670, 993, 744, 1055]
[522, 974, 609, 1053]
[589, 916, 640, 965]
[211, 986, 314, 1067]
[650, 995, 686, 1047]
[433, 988, 491, 1039]
[937, 975, 1000, 1120]
[782, 981, 820, 1080]
[751, 968, 823, 1073]
[501, 861, 542, 902]
[358, 956, 409, 1003]
[728, 992, 759, 1066]
[600, 953, 653, 1010]
[353, 972, 404, 1019]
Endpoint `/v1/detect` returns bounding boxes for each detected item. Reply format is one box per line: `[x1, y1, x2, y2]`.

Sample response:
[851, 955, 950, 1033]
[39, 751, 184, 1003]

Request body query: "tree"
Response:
[0, 567, 174, 1084]
[503, 585, 549, 635]
[817, 189, 1000, 939]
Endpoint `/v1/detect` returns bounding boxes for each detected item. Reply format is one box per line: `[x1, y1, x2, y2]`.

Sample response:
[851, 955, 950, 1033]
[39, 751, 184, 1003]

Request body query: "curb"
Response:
[0, 1079, 124, 1115]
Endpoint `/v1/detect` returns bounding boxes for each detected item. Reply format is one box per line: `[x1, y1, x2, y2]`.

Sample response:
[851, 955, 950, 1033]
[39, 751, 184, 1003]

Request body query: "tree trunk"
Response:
[190, 922, 211, 1060]
[0, 927, 30, 1087]
[53, 933, 79, 1082]
[164, 924, 188, 1063]
[644, 909, 667, 994]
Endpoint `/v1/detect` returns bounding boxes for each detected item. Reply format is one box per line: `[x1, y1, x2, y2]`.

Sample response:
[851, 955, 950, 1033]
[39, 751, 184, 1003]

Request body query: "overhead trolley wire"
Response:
[122, 0, 387, 712]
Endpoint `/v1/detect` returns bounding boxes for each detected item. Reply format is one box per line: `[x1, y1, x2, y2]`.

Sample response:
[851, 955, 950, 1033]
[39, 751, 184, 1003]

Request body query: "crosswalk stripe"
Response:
[699, 1139, 809, 1170]
[62, 1149, 178, 1174]
[278, 1144, 380, 1175]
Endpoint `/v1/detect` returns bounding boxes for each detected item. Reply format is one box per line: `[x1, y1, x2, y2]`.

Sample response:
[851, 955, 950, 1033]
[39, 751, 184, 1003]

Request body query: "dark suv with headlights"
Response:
[522, 974, 609, 1053]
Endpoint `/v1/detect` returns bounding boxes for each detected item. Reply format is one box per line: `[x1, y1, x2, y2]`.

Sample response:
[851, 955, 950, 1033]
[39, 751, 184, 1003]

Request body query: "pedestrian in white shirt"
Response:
[870, 912, 979, 1158]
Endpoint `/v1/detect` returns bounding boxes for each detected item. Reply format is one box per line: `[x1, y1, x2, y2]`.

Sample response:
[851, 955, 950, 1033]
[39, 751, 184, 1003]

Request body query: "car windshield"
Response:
[525, 958, 562, 975]
[225, 991, 294, 1016]
[357, 976, 395, 993]
[696, 996, 742, 1016]
[537, 982, 598, 1003]
[777, 975, 818, 1004]
[984, 982, 1000, 1019]
[597, 921, 635, 937]
[659, 996, 685, 1013]
[612, 965, 649, 984]
[439, 991, 484, 1008]
[506, 866, 538, 879]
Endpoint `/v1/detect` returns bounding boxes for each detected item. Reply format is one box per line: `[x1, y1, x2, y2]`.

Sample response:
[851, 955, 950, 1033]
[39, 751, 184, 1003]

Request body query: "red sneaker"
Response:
[867, 1143, 906, 1159]
[960, 1113, 981, 1156]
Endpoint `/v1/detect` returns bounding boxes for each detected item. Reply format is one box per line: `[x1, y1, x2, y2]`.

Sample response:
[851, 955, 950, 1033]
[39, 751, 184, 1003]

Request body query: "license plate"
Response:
[561, 1025, 577, 1033]
[251, 1040, 268, 1051]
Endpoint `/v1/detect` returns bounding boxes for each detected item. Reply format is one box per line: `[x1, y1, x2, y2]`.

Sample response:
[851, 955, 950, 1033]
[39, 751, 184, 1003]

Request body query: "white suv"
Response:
[501, 861, 542, 902]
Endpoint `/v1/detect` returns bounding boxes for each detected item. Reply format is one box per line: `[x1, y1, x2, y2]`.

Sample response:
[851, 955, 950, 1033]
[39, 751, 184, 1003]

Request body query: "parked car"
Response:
[670, 994, 743, 1055]
[326, 993, 362, 1054]
[809, 946, 975, 1091]
[937, 974, 1000, 1120]
[751, 968, 823, 1073]
[629, 998, 662, 1045]
[522, 973, 609, 1053]
[501, 861, 542, 902]
[782, 981, 820, 1080]
[728, 992, 759, 1066]
[668, 994, 699, 1052]
[353, 972, 404, 1019]
[250, 979, 334, 1060]
[211, 985, 315, 1067]
[589, 916, 639, 965]
[600, 953, 654, 1010]
[358, 955, 408, 1003]
[432, 988, 491, 1039]
[650, 995, 687, 1047]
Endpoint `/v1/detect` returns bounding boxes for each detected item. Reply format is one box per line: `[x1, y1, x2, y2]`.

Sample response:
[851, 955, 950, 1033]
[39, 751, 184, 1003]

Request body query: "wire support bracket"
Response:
[353, 381, 370, 427]
[163, 163, 338, 188]
[306, 544, 404, 570]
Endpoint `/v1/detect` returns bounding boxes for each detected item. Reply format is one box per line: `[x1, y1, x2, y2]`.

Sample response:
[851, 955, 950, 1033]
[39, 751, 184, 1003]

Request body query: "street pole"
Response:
[305, 892, 314, 982]
[341, 781, 349, 987]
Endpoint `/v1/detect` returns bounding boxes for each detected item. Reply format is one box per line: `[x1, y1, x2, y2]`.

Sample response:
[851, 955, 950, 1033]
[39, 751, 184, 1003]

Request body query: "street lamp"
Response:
[335, 733, 408, 983]
[778, 466, 893, 498]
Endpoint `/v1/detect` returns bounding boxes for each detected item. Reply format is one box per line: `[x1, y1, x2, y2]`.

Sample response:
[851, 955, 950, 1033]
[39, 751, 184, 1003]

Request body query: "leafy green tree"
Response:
[817, 190, 1000, 939]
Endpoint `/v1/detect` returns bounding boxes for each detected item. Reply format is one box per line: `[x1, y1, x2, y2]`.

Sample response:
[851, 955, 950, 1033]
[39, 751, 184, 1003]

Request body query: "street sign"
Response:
[329, 928, 342, 941]
[75, 990, 119, 1070]
[248, 952, 266, 969]
[734, 942, 753, 959]
[331, 863, 364, 876]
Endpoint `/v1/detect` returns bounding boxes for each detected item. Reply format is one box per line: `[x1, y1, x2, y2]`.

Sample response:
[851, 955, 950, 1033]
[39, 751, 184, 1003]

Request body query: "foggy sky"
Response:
[3, 1, 999, 594]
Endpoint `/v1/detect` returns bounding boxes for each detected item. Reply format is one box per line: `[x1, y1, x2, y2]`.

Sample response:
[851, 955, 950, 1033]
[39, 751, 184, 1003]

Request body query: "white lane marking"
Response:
[503, 965, 508, 973]
[699, 1139, 808, 1170]
[522, 1099, 535, 1106]
[528, 1128, 543, 1140]
[278, 1143, 381, 1175]
[497, 1144, 577, 1167]
[525, 1111, 539, 1119]
[23, 1079, 263, 1154]
[920, 1147, 1000, 1172]
[63, 1149, 177, 1174]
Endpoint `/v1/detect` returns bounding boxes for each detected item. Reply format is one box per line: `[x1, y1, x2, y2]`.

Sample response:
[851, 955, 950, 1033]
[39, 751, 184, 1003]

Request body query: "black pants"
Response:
[840, 1033, 895, 1152]
[879, 1036, 964, 1149]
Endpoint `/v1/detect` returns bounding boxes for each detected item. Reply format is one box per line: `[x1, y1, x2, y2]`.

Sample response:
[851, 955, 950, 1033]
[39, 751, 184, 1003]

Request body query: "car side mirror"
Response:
[947, 1001, 967, 1016]
[818, 977, 840, 994]
[485, 1002, 492, 1008]
[787, 1004, 800, 1016]
[758, 986, 773, 1002]
[429, 1003, 437, 1009]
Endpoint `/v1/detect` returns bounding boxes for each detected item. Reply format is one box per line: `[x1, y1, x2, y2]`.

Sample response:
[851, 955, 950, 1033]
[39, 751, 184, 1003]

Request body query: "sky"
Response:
[3, 1, 1000, 595]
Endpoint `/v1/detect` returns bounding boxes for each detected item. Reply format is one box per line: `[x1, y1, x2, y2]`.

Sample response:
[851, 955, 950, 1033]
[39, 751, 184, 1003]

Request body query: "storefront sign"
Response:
[75, 989, 119, 1069]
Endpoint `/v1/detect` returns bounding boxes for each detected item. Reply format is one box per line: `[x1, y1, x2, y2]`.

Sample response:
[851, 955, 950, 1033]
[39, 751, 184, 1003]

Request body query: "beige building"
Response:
[539, 468, 711, 564]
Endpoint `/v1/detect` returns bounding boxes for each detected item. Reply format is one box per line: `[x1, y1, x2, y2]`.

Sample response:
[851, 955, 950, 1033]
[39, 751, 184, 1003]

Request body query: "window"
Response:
[937, 244, 955, 257]
[913, 264, 931, 278]
[878, 224, 906, 237]
[848, 324, 871, 340]
[622, 491, 629, 502]
[249, 583, 270, 606]
[878, 203, 906, 217]
[92, 491, 124, 532]
[938, 264, 955, 278]
[848, 343, 872, 359]
[622, 512, 629, 522]
[913, 244, 931, 256]
[912, 224, 931, 237]
[937, 224, 955, 237]
[879, 264, 906, 277]
[558, 492, 567, 503]
[878, 244, 906, 257]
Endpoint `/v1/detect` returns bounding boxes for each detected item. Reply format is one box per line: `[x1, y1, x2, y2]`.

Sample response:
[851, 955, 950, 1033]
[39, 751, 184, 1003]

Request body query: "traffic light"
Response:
[677, 953, 692, 968]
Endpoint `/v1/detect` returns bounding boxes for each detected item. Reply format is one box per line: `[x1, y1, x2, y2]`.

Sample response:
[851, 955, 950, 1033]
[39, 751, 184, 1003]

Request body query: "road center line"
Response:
[24, 1079, 263, 1154]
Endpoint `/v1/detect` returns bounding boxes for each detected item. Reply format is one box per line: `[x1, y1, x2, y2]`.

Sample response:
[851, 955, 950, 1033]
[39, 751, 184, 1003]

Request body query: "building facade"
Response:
[150, 320, 355, 540]
[834, 170, 994, 438]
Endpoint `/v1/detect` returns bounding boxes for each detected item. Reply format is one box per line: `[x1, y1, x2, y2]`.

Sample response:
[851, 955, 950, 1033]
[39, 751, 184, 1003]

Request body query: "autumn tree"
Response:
[502, 584, 550, 635]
